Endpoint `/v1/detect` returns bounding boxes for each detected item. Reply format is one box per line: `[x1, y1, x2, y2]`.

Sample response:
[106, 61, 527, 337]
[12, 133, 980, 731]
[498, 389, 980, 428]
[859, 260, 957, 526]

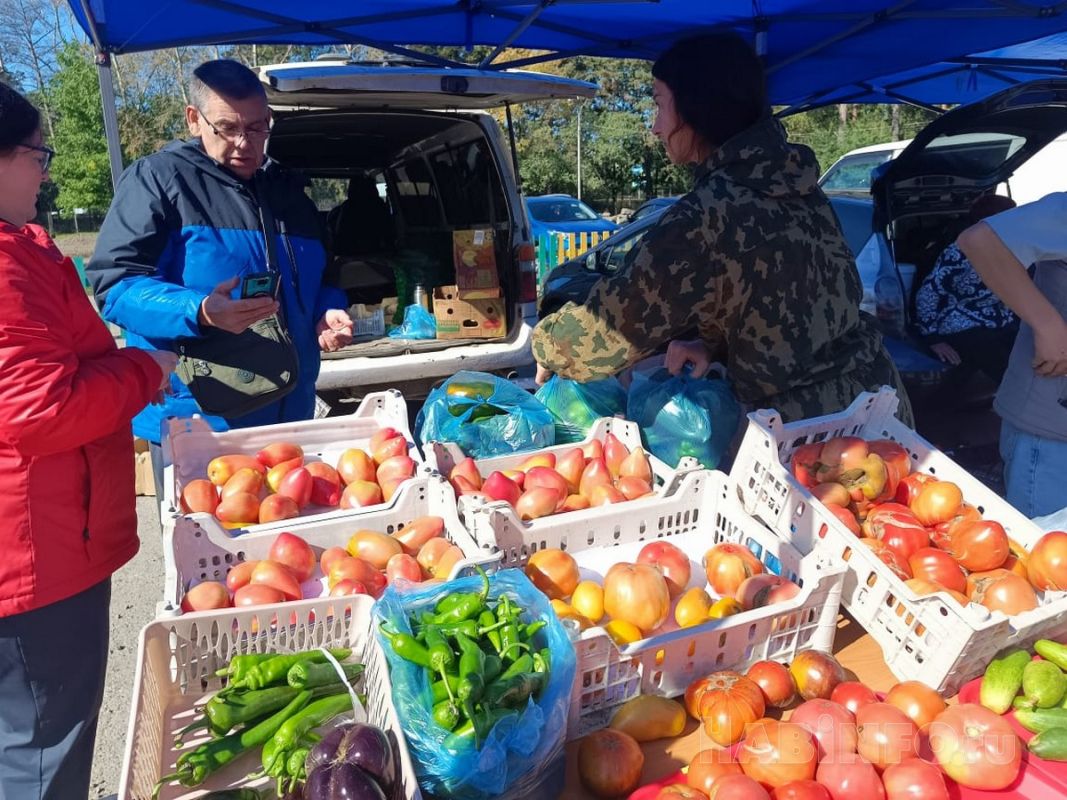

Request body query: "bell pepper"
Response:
[446, 379, 497, 402]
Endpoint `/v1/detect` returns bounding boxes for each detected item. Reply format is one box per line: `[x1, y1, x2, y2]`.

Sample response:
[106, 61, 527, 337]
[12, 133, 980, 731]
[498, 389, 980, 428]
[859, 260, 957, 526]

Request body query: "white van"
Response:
[259, 59, 595, 407]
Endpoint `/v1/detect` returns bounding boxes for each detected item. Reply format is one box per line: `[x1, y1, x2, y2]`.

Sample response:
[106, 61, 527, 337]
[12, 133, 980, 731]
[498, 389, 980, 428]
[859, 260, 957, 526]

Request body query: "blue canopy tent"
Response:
[68, 0, 1067, 184]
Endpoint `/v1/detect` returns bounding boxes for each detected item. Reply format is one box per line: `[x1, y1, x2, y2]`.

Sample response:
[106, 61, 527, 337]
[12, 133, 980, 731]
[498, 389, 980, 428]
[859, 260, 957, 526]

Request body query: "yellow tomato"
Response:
[571, 580, 605, 623]
[550, 599, 592, 631]
[708, 597, 742, 619]
[675, 587, 713, 628]
[609, 695, 686, 742]
[604, 618, 644, 646]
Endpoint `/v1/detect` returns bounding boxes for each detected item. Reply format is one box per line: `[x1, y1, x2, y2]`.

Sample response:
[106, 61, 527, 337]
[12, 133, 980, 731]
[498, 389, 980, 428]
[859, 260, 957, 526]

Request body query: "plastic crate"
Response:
[162, 476, 500, 612]
[120, 594, 422, 800]
[424, 416, 698, 550]
[160, 390, 420, 537]
[731, 387, 1067, 695]
[466, 469, 845, 739]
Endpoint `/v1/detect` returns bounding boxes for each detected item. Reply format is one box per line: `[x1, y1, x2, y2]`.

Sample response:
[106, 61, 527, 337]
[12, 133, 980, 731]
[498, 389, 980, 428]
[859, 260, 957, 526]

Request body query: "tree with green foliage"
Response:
[47, 42, 112, 212]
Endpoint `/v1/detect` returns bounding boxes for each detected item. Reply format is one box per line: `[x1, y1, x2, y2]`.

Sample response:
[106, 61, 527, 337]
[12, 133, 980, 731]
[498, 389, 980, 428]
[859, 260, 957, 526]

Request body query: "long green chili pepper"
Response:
[497, 653, 534, 684]
[435, 593, 470, 615]
[479, 610, 503, 653]
[434, 619, 479, 639]
[152, 690, 312, 798]
[215, 653, 274, 683]
[523, 620, 547, 641]
[500, 622, 522, 661]
[286, 660, 364, 690]
[380, 623, 433, 668]
[443, 707, 517, 752]
[483, 671, 545, 709]
[424, 625, 455, 672]
[454, 631, 486, 703]
[226, 649, 351, 692]
[533, 647, 551, 675]
[432, 699, 462, 730]
[431, 674, 461, 704]
[431, 566, 490, 625]
[262, 693, 354, 775]
[175, 685, 303, 745]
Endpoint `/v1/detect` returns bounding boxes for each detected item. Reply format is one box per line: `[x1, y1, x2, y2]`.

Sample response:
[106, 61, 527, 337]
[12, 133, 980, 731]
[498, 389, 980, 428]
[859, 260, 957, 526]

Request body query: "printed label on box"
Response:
[453, 229, 499, 291]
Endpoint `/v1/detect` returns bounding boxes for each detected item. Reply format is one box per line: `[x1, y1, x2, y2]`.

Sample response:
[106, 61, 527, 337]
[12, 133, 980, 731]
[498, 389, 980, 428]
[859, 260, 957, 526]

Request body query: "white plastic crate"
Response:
[120, 594, 422, 800]
[466, 469, 845, 739]
[161, 390, 420, 537]
[424, 416, 698, 550]
[162, 476, 500, 612]
[731, 387, 1067, 695]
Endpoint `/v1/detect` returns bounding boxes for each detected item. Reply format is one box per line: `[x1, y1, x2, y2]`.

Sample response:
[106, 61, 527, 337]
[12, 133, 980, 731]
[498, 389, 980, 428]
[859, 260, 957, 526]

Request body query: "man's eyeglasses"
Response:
[20, 143, 55, 171]
[197, 110, 271, 144]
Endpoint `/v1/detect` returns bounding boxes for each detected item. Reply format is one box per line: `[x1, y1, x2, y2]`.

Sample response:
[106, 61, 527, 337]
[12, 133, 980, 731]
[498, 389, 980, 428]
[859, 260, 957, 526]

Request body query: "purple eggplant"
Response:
[303, 723, 396, 796]
[304, 761, 386, 800]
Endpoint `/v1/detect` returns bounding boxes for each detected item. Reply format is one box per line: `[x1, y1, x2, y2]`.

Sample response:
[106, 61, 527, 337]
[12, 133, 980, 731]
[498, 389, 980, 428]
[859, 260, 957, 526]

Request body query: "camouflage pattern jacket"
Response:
[533, 117, 912, 424]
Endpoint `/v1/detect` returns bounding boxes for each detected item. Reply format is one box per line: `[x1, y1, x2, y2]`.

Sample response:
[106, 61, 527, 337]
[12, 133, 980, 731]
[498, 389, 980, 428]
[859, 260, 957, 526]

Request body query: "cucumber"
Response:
[1014, 707, 1067, 734]
[1035, 639, 1067, 671]
[980, 647, 1031, 714]
[1020, 660, 1067, 709]
[1028, 727, 1067, 762]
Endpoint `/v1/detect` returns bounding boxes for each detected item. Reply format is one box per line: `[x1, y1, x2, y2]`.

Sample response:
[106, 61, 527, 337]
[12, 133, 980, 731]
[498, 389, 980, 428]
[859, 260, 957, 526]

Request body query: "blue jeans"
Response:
[1000, 419, 1067, 518]
[0, 580, 110, 800]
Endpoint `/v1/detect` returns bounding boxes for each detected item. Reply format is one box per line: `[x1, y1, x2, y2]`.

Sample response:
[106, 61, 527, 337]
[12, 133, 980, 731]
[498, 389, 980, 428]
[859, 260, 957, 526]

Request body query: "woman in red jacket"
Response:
[0, 82, 176, 799]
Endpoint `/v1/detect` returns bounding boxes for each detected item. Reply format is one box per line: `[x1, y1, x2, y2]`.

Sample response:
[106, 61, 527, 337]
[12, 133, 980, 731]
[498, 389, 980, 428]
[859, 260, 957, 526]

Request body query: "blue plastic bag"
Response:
[388, 304, 437, 339]
[374, 569, 576, 799]
[534, 375, 627, 443]
[416, 371, 555, 458]
[626, 368, 741, 468]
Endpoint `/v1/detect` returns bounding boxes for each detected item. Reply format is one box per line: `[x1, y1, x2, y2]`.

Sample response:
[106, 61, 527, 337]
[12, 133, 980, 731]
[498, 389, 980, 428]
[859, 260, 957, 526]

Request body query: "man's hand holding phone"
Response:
[198, 276, 279, 334]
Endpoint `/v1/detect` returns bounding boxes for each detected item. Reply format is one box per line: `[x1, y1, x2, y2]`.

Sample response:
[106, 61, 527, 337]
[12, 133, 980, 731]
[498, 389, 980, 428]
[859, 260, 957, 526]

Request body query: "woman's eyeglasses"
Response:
[198, 110, 271, 144]
[20, 143, 55, 171]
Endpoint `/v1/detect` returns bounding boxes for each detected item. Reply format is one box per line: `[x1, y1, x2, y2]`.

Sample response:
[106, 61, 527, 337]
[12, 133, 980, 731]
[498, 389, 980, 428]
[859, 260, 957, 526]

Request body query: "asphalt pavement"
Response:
[90, 495, 163, 800]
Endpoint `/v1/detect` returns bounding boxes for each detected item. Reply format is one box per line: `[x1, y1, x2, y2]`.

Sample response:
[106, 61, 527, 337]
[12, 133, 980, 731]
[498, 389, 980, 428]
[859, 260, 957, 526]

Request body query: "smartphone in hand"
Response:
[240, 273, 280, 299]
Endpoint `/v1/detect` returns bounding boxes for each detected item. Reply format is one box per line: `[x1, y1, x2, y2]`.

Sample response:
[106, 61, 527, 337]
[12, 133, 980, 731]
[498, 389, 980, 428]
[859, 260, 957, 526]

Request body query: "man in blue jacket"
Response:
[89, 59, 353, 489]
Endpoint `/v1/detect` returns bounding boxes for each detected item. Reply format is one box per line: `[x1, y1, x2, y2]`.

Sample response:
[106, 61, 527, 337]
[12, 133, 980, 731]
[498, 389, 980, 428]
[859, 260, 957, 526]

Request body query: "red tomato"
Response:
[385, 553, 422, 585]
[911, 481, 963, 527]
[946, 520, 1009, 572]
[638, 540, 693, 598]
[704, 543, 764, 597]
[708, 773, 772, 800]
[736, 574, 801, 611]
[859, 538, 912, 581]
[180, 580, 230, 612]
[250, 560, 303, 601]
[788, 699, 857, 761]
[790, 651, 846, 701]
[657, 785, 707, 800]
[894, 473, 935, 507]
[825, 503, 862, 536]
[772, 780, 831, 800]
[966, 569, 1038, 615]
[884, 681, 945, 731]
[268, 532, 316, 582]
[233, 583, 286, 606]
[747, 660, 797, 708]
[319, 546, 349, 576]
[225, 560, 259, 594]
[908, 548, 967, 594]
[813, 483, 853, 507]
[329, 579, 369, 597]
[881, 757, 950, 800]
[738, 719, 818, 789]
[830, 682, 879, 716]
[688, 748, 743, 794]
[791, 443, 826, 489]
[855, 703, 919, 770]
[328, 556, 387, 598]
[929, 704, 1022, 790]
[1025, 530, 1067, 591]
[863, 505, 929, 561]
[816, 752, 886, 800]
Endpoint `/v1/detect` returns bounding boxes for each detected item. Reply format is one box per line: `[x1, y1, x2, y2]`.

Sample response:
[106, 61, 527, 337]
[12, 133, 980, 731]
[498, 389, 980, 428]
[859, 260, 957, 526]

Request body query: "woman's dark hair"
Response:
[0, 81, 41, 155]
[969, 193, 1016, 224]
[652, 32, 768, 149]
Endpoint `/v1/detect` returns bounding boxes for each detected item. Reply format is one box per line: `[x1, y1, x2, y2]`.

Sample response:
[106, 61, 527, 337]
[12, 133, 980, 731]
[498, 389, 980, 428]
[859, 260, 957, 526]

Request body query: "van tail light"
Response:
[516, 242, 538, 303]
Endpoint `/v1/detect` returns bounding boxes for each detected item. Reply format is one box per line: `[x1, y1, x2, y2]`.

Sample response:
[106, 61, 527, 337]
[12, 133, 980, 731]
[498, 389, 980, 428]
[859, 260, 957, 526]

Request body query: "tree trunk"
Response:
[891, 104, 901, 140]
[174, 48, 188, 105]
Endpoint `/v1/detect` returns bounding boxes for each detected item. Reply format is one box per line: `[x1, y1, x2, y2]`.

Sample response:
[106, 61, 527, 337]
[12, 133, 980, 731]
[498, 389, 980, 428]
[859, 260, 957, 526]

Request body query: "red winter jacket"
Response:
[0, 222, 162, 616]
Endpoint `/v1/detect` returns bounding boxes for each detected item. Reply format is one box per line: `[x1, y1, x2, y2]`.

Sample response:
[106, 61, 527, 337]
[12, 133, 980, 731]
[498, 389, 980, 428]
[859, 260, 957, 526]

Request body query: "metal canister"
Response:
[412, 283, 431, 312]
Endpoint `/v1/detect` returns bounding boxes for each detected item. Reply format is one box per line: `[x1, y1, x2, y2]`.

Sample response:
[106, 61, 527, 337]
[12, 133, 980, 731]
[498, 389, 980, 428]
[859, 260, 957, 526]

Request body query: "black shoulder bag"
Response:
[175, 179, 300, 418]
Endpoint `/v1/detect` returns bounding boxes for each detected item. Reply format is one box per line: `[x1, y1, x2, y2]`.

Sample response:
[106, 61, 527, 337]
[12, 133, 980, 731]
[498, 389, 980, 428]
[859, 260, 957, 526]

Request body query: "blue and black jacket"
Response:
[89, 139, 346, 444]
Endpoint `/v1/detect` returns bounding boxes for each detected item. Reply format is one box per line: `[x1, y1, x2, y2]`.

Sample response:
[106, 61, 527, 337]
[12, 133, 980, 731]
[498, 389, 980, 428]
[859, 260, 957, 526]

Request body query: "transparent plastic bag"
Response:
[387, 304, 437, 340]
[416, 371, 555, 458]
[626, 367, 741, 468]
[373, 569, 576, 799]
[534, 375, 627, 443]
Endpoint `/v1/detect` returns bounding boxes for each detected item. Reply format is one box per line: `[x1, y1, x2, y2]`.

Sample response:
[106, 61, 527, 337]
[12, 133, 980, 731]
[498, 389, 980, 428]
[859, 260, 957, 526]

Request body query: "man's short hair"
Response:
[189, 59, 266, 109]
[969, 193, 1017, 225]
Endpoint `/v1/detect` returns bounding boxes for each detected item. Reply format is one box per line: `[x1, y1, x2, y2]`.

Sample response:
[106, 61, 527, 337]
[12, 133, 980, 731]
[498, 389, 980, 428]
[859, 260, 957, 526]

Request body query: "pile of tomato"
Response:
[790, 435, 1067, 614]
[575, 648, 1025, 800]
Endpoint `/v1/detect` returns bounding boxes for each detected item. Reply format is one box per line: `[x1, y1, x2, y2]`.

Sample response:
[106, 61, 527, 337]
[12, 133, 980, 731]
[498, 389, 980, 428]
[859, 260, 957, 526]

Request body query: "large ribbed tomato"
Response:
[1027, 530, 1067, 591]
[603, 562, 671, 634]
[946, 519, 1009, 572]
[929, 704, 1022, 790]
[966, 569, 1039, 615]
[737, 719, 818, 789]
[694, 671, 766, 746]
[703, 543, 764, 597]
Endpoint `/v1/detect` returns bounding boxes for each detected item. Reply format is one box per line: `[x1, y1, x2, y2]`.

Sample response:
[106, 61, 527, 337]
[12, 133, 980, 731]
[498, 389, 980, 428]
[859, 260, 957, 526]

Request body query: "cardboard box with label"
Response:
[452, 229, 499, 293]
[433, 285, 506, 339]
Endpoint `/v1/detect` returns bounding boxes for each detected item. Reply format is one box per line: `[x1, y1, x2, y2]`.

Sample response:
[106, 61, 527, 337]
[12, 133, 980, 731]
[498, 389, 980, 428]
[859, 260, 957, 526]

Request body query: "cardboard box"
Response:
[452, 229, 499, 292]
[432, 285, 506, 339]
[134, 437, 155, 497]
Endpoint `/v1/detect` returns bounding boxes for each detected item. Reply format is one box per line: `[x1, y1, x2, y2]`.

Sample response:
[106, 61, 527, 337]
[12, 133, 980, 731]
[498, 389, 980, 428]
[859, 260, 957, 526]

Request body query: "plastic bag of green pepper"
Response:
[373, 568, 576, 799]
[534, 374, 627, 443]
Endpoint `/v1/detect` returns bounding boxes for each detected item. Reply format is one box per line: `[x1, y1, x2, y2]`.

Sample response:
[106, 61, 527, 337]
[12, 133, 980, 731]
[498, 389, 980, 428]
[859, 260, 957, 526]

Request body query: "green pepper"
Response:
[175, 685, 304, 744]
[435, 619, 480, 639]
[500, 622, 525, 661]
[152, 690, 312, 798]
[431, 674, 462, 704]
[496, 593, 520, 624]
[226, 649, 352, 692]
[424, 624, 459, 703]
[446, 380, 497, 402]
[463, 402, 508, 423]
[483, 672, 545, 709]
[484, 654, 503, 684]
[380, 623, 433, 668]
[523, 620, 547, 641]
[431, 566, 489, 625]
[443, 707, 517, 752]
[263, 693, 354, 776]
[432, 699, 462, 730]
[454, 631, 486, 703]
[497, 653, 534, 684]
[479, 610, 503, 653]
[215, 653, 274, 684]
[435, 594, 468, 615]
[286, 660, 364, 690]
[533, 647, 551, 675]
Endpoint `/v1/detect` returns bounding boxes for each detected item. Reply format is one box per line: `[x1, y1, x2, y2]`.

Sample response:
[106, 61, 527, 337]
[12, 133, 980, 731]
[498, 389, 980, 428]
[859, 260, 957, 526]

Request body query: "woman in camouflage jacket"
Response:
[533, 33, 912, 426]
